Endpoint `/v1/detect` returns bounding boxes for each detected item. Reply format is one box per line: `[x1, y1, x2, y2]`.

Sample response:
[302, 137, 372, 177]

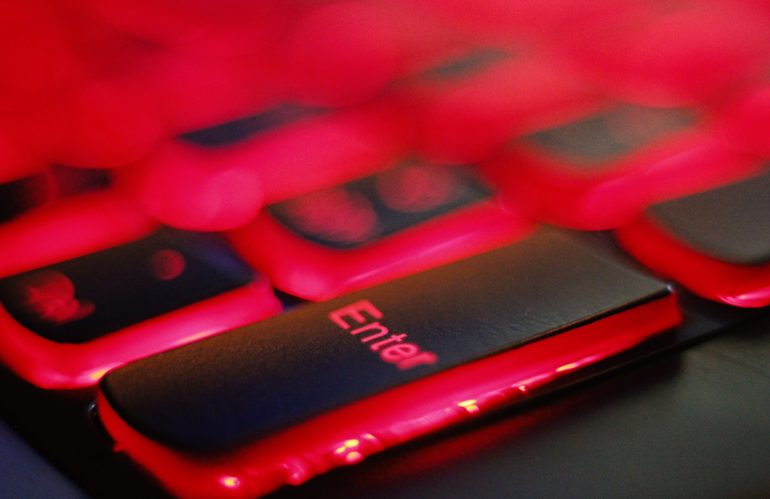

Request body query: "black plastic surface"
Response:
[0, 229, 254, 343]
[648, 169, 770, 265]
[525, 104, 694, 167]
[101, 231, 670, 452]
[268, 162, 491, 249]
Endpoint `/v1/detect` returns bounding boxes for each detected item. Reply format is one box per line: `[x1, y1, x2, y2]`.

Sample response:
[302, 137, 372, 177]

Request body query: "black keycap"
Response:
[524, 103, 695, 167]
[101, 231, 674, 452]
[0, 229, 254, 344]
[267, 161, 492, 249]
[646, 169, 770, 265]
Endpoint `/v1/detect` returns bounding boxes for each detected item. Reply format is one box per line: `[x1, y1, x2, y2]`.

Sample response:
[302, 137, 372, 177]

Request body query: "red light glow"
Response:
[98, 293, 680, 498]
[617, 217, 770, 307]
[0, 279, 281, 389]
[500, 126, 765, 230]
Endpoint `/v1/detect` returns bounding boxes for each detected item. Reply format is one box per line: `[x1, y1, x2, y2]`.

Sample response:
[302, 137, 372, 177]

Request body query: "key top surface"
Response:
[267, 161, 492, 249]
[101, 231, 674, 452]
[229, 158, 529, 300]
[524, 103, 695, 168]
[647, 168, 770, 266]
[0, 229, 253, 343]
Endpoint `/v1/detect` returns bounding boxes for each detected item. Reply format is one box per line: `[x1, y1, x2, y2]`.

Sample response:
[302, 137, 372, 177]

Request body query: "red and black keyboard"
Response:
[1, 1, 770, 498]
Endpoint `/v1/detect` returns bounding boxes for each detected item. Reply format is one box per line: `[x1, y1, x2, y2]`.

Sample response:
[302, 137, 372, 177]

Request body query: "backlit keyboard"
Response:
[1, 1, 769, 497]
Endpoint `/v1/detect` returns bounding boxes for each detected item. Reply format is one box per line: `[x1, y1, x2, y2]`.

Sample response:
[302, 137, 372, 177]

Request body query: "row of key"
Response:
[1, 0, 769, 497]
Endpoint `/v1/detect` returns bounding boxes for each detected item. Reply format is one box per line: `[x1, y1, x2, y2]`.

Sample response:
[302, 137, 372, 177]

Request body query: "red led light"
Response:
[617, 218, 770, 307]
[98, 293, 680, 498]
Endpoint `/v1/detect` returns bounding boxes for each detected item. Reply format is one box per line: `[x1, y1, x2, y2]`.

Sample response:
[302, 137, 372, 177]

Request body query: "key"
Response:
[0, 167, 110, 224]
[0, 226, 280, 389]
[0, 192, 156, 278]
[124, 103, 410, 231]
[500, 101, 762, 229]
[279, 1, 462, 107]
[399, 48, 594, 164]
[228, 159, 532, 300]
[98, 231, 680, 498]
[617, 169, 770, 308]
[557, 0, 770, 105]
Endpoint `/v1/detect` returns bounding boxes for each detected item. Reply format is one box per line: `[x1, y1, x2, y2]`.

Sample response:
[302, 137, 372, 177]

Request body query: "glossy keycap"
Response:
[501, 101, 761, 229]
[0, 220, 280, 388]
[399, 48, 594, 163]
[98, 231, 680, 498]
[229, 159, 532, 300]
[125, 103, 409, 231]
[617, 169, 770, 307]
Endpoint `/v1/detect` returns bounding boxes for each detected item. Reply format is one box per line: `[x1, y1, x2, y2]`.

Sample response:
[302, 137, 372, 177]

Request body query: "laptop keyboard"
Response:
[0, 1, 769, 497]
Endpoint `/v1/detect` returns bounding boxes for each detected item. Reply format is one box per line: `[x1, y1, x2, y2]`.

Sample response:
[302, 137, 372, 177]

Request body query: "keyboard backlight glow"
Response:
[97, 293, 680, 498]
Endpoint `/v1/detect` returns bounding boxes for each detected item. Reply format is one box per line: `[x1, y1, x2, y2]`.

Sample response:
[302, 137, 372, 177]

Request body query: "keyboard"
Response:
[1, 1, 770, 497]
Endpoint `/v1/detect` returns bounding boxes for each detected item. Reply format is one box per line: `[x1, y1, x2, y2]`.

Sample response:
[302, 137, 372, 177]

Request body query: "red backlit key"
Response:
[400, 48, 594, 163]
[229, 160, 532, 300]
[280, 1, 461, 107]
[0, 166, 109, 223]
[500, 101, 762, 229]
[617, 168, 770, 308]
[125, 104, 410, 231]
[0, 196, 280, 388]
[557, 0, 770, 105]
[97, 231, 680, 498]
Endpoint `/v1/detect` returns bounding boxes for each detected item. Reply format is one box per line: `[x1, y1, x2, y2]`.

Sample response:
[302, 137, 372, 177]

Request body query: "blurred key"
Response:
[400, 48, 595, 163]
[617, 169, 770, 308]
[0, 166, 109, 223]
[229, 160, 532, 300]
[98, 231, 680, 498]
[500, 101, 762, 229]
[0, 192, 156, 279]
[0, 224, 280, 389]
[557, 0, 770, 105]
[280, 1, 463, 107]
[124, 104, 411, 231]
